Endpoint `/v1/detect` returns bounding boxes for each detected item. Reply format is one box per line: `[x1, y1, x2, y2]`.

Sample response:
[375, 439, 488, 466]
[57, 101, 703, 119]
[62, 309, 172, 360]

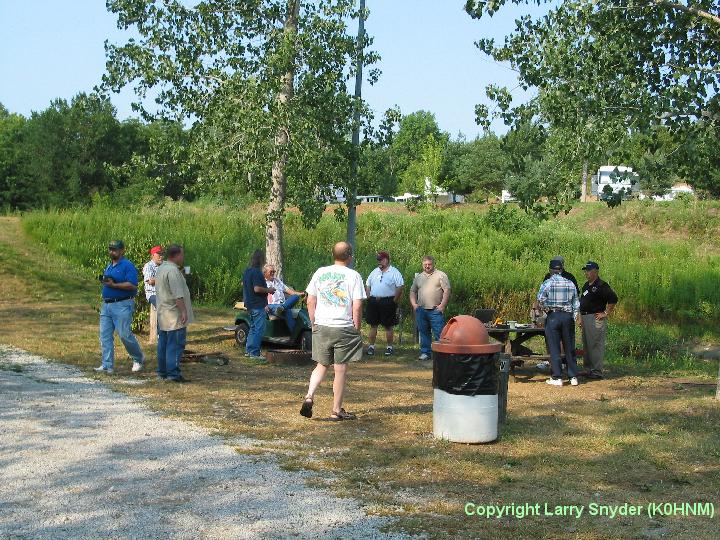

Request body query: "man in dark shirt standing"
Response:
[542, 256, 579, 292]
[579, 261, 618, 380]
[242, 250, 276, 360]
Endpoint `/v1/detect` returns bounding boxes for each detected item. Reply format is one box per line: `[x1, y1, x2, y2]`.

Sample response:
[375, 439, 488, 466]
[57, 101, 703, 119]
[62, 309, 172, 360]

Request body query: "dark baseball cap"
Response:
[108, 240, 125, 250]
[582, 261, 600, 270]
[549, 259, 563, 270]
[376, 251, 390, 261]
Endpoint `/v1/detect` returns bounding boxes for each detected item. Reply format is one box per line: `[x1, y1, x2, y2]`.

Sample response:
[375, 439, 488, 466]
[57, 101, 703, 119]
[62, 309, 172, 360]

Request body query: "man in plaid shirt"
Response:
[537, 259, 580, 386]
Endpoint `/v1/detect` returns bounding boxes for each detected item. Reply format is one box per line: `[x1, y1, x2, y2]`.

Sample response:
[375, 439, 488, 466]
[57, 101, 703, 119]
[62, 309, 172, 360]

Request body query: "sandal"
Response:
[300, 397, 313, 418]
[329, 408, 357, 421]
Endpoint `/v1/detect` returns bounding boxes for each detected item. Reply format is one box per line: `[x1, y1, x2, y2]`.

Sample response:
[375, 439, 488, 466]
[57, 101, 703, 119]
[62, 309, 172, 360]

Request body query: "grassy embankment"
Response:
[0, 202, 718, 539]
[21, 199, 720, 372]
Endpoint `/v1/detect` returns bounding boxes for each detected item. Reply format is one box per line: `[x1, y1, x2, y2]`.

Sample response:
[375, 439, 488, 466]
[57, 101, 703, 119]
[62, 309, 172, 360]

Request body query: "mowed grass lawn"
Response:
[1, 215, 718, 539]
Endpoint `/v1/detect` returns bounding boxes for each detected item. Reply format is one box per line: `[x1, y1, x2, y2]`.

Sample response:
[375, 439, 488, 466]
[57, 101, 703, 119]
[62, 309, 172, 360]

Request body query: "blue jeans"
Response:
[157, 327, 187, 380]
[246, 308, 267, 357]
[544, 311, 578, 379]
[268, 294, 300, 332]
[99, 299, 145, 369]
[148, 295, 156, 308]
[416, 307, 445, 355]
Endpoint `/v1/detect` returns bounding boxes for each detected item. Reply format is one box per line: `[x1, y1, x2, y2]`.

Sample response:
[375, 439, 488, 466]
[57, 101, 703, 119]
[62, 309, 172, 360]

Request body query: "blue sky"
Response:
[0, 1, 546, 137]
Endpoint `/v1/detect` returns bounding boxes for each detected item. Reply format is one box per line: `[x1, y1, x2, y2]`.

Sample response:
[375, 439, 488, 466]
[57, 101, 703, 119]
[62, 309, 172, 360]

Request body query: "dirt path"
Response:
[0, 346, 403, 539]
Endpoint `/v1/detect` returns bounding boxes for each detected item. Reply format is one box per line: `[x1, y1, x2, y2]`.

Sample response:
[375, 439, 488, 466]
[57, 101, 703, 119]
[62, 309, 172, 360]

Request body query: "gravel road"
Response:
[0, 346, 407, 539]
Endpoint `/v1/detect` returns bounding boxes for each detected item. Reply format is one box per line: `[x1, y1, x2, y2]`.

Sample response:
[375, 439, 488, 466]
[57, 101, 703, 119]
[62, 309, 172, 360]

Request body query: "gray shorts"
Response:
[312, 324, 363, 366]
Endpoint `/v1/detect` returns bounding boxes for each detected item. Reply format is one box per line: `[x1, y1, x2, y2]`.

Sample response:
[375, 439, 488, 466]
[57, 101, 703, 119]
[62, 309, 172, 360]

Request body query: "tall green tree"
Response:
[0, 105, 27, 210]
[399, 135, 446, 197]
[391, 110, 445, 178]
[103, 0, 375, 277]
[441, 134, 510, 199]
[106, 120, 198, 202]
[356, 106, 401, 197]
[15, 94, 137, 208]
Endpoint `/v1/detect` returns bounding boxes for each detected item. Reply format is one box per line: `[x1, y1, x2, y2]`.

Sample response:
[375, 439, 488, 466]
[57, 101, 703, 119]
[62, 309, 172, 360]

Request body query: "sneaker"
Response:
[384, 346, 394, 356]
[536, 361, 550, 371]
[366, 345, 375, 356]
[131, 362, 143, 373]
[419, 353, 430, 361]
[546, 378, 563, 387]
[247, 355, 267, 363]
[93, 366, 114, 374]
[570, 377, 579, 386]
[584, 372, 604, 380]
[168, 375, 190, 383]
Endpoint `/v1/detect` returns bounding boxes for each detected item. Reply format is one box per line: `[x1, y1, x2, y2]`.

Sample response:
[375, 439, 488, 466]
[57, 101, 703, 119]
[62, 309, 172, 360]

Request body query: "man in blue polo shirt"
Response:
[242, 250, 276, 360]
[94, 240, 145, 374]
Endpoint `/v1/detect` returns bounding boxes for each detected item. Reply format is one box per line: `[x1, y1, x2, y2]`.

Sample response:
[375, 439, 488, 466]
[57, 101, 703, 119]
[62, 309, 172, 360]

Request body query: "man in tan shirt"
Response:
[155, 244, 194, 382]
[410, 255, 451, 361]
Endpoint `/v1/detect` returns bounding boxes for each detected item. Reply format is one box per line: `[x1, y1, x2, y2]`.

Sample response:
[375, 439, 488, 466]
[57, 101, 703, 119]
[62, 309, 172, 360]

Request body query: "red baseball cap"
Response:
[149, 245, 163, 255]
[376, 251, 390, 261]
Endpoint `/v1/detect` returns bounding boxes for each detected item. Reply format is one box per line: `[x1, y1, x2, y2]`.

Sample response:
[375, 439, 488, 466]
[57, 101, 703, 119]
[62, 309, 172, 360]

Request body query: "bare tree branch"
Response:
[652, 0, 720, 26]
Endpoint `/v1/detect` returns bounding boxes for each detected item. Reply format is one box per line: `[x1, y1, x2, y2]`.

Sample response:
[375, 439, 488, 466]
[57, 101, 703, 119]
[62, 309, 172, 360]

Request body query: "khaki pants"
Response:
[148, 303, 158, 344]
[581, 314, 607, 374]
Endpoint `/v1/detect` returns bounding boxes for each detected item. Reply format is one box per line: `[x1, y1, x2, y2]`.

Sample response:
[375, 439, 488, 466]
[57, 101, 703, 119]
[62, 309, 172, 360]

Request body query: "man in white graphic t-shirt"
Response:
[299, 241, 366, 421]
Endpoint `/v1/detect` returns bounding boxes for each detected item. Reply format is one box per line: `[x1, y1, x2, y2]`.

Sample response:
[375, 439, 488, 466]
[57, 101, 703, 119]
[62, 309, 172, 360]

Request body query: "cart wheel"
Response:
[300, 330, 312, 352]
[234, 322, 249, 347]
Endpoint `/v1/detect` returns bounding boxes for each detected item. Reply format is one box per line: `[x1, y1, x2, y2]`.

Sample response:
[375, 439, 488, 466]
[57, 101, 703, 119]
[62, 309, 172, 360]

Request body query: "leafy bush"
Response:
[482, 204, 538, 233]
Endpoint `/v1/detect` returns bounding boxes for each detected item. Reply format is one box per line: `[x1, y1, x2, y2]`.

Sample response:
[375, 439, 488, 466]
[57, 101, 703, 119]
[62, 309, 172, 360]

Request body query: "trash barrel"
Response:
[432, 315, 502, 443]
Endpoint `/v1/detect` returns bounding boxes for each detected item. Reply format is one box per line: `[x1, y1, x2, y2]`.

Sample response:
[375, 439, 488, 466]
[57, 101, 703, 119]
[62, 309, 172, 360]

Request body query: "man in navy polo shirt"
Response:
[242, 250, 276, 360]
[94, 240, 145, 374]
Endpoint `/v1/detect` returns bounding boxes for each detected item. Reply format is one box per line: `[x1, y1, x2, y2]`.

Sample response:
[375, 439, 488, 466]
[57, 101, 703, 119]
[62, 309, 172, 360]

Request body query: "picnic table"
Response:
[486, 325, 547, 376]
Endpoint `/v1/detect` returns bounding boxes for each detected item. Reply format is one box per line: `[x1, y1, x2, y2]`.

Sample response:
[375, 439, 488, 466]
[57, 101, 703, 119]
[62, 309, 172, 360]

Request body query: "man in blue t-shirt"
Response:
[94, 240, 145, 375]
[242, 250, 276, 359]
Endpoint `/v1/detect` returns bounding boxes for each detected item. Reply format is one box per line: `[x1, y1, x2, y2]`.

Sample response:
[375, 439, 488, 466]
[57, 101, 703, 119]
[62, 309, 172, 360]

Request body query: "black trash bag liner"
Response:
[432, 352, 499, 396]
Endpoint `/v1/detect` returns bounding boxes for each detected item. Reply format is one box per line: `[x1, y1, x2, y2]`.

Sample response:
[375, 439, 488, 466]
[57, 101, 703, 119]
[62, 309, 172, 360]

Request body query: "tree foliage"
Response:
[440, 133, 510, 199]
[102, 1, 375, 245]
[0, 95, 149, 210]
[466, 0, 720, 200]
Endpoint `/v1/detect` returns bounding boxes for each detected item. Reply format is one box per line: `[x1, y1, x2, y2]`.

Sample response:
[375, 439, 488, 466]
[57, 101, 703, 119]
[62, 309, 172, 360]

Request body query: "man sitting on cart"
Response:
[263, 264, 306, 332]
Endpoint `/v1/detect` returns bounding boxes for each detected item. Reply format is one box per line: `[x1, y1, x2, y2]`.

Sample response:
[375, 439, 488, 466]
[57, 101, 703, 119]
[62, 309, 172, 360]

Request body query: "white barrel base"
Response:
[433, 388, 498, 443]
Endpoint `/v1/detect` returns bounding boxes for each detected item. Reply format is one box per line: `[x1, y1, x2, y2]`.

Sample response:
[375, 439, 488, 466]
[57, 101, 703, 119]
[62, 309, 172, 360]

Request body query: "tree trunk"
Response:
[581, 159, 588, 202]
[716, 360, 720, 401]
[265, 0, 300, 280]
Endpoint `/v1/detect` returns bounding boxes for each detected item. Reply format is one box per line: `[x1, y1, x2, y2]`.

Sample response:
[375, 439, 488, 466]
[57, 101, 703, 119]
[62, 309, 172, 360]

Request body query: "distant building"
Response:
[639, 182, 695, 201]
[591, 166, 640, 199]
[393, 192, 421, 203]
[500, 190, 517, 203]
[422, 177, 465, 204]
[356, 195, 387, 203]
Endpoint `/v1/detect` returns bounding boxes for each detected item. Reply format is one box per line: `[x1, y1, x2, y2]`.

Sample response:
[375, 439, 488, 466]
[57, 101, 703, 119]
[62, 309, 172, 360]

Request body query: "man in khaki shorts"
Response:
[300, 241, 366, 421]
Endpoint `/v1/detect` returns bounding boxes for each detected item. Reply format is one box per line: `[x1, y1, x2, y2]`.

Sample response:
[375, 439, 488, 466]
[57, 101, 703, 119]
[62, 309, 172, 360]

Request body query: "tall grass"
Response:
[21, 201, 720, 326]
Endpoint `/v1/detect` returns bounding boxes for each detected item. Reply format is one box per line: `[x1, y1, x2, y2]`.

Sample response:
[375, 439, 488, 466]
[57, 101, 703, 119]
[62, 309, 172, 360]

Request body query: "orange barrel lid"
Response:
[431, 315, 502, 354]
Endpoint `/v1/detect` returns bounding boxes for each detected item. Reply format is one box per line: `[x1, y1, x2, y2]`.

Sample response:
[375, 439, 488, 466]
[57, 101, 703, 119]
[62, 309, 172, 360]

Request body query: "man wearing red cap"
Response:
[365, 250, 404, 356]
[143, 245, 164, 308]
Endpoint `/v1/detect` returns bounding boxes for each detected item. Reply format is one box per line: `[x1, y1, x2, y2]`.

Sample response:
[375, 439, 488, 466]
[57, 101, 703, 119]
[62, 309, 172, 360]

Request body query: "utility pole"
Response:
[346, 0, 366, 267]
